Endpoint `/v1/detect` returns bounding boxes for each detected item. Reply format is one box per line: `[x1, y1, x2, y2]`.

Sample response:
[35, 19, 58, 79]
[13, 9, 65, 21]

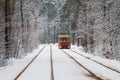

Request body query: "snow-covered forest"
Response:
[0, 0, 120, 67]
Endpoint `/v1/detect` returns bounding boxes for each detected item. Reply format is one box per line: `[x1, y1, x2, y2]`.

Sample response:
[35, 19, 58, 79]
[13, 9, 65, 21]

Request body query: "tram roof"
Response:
[58, 35, 70, 38]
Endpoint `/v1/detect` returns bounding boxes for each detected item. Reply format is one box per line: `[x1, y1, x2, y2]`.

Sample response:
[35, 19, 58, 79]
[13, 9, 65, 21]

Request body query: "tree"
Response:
[4, 0, 11, 59]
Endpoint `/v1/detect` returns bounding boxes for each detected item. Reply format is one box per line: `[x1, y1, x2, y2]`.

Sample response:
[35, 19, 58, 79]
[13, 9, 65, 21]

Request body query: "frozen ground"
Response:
[0, 44, 120, 80]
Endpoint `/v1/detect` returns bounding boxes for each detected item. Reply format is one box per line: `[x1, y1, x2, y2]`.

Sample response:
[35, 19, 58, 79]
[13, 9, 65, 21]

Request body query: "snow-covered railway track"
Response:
[52, 45, 94, 80]
[62, 49, 120, 80]
[14, 46, 45, 80]
[3, 45, 119, 80]
[70, 50, 120, 74]
[62, 50, 104, 80]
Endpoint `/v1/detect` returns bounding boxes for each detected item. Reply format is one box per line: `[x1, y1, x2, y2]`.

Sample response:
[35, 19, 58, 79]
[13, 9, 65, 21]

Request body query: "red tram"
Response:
[58, 35, 71, 49]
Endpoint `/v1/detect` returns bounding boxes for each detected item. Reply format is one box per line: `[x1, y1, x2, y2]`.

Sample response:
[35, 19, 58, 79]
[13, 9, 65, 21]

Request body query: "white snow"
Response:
[65, 49, 120, 80]
[0, 44, 120, 80]
[52, 46, 91, 80]
[0, 45, 44, 80]
[71, 46, 120, 72]
[17, 46, 51, 80]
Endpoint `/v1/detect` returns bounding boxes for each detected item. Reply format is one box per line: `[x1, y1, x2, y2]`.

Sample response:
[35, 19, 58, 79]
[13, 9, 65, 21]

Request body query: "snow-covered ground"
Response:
[0, 45, 45, 80]
[71, 46, 120, 73]
[0, 44, 120, 80]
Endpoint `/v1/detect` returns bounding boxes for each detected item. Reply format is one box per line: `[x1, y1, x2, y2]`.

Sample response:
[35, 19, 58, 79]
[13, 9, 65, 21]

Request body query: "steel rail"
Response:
[14, 46, 45, 80]
[70, 50, 120, 74]
[62, 50, 110, 80]
[50, 46, 54, 80]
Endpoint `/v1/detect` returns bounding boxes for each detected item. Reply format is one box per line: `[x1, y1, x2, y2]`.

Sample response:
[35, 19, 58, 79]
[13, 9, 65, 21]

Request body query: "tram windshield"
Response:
[59, 38, 70, 42]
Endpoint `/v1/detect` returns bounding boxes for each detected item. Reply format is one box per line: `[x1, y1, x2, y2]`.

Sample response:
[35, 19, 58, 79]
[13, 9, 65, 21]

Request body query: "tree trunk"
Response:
[20, 0, 25, 53]
[4, 0, 11, 59]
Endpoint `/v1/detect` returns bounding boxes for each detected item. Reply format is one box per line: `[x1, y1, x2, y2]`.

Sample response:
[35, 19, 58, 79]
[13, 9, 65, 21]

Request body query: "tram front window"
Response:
[59, 38, 69, 41]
